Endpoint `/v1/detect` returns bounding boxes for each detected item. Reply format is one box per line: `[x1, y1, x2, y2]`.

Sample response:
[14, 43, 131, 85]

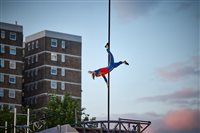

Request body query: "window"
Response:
[10, 32, 16, 40]
[31, 56, 34, 64]
[51, 39, 57, 47]
[28, 43, 30, 51]
[35, 97, 37, 104]
[0, 88, 4, 97]
[28, 57, 30, 65]
[1, 31, 5, 39]
[61, 68, 65, 76]
[31, 70, 34, 77]
[51, 67, 57, 75]
[9, 104, 15, 111]
[51, 80, 57, 89]
[0, 45, 5, 53]
[61, 82, 65, 90]
[36, 40, 38, 48]
[51, 53, 57, 61]
[32, 42, 34, 50]
[33, 70, 35, 77]
[0, 74, 4, 82]
[10, 46, 16, 55]
[35, 69, 38, 76]
[27, 71, 29, 77]
[9, 90, 15, 98]
[9, 61, 16, 69]
[0, 104, 3, 110]
[61, 96, 64, 101]
[35, 83, 38, 89]
[61, 54, 65, 62]
[9, 75, 16, 84]
[0, 59, 4, 68]
[35, 55, 38, 62]
[61, 40, 65, 49]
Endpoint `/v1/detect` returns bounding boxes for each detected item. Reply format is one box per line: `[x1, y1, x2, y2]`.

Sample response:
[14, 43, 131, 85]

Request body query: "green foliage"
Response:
[44, 93, 82, 128]
[0, 106, 31, 133]
[0, 105, 13, 133]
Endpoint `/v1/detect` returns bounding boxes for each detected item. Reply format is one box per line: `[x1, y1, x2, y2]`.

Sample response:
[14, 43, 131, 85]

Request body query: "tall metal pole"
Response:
[107, 0, 111, 130]
[27, 108, 30, 133]
[14, 108, 16, 133]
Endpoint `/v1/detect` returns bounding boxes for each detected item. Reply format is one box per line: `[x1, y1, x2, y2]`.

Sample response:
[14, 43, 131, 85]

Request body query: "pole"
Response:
[107, 0, 111, 130]
[27, 108, 30, 133]
[14, 108, 16, 133]
[5, 121, 7, 133]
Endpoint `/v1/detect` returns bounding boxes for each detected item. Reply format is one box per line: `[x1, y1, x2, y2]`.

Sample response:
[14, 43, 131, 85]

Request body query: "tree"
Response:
[0, 105, 30, 133]
[44, 93, 82, 128]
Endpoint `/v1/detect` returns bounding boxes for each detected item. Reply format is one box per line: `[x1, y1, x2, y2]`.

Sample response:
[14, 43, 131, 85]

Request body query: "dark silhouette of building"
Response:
[23, 30, 82, 110]
[0, 22, 23, 111]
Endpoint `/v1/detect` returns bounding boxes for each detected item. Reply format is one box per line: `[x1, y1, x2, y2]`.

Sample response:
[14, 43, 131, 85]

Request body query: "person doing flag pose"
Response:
[88, 43, 129, 84]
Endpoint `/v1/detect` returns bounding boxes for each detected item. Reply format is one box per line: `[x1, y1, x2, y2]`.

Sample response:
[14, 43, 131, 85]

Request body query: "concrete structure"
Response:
[0, 22, 23, 111]
[24, 30, 82, 110]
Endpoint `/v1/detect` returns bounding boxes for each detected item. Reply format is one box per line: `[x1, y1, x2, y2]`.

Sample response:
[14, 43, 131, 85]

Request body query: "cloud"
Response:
[157, 56, 200, 80]
[113, 0, 199, 22]
[148, 108, 200, 133]
[113, 0, 159, 21]
[137, 87, 199, 107]
[163, 109, 200, 131]
[96, 108, 200, 133]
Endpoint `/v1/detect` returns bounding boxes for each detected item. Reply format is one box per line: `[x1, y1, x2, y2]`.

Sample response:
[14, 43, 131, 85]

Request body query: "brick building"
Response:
[0, 22, 23, 111]
[24, 30, 82, 110]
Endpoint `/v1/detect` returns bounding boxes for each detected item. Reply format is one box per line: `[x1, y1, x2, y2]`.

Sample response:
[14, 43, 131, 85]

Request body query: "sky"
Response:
[0, 0, 199, 133]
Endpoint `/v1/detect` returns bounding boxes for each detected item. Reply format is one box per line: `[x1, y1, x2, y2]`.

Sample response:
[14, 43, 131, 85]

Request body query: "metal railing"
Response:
[77, 118, 151, 133]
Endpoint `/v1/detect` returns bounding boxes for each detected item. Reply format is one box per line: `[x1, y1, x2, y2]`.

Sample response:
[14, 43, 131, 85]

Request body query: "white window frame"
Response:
[10, 32, 16, 40]
[61, 82, 65, 90]
[32, 42, 34, 50]
[0, 88, 4, 97]
[9, 75, 16, 84]
[0, 45, 5, 53]
[51, 53, 57, 61]
[35, 55, 38, 62]
[10, 46, 16, 55]
[61, 54, 65, 62]
[0, 59, 4, 68]
[28, 43, 30, 51]
[51, 67, 57, 75]
[51, 39, 57, 47]
[61, 68, 65, 76]
[35, 69, 38, 76]
[9, 90, 15, 98]
[0, 74, 4, 82]
[51, 80, 57, 89]
[35, 97, 37, 104]
[9, 61, 16, 69]
[36, 40, 38, 48]
[1, 30, 5, 39]
[61, 40, 65, 49]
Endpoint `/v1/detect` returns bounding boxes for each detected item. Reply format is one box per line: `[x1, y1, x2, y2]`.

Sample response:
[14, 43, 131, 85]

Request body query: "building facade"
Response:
[24, 30, 81, 110]
[0, 22, 24, 111]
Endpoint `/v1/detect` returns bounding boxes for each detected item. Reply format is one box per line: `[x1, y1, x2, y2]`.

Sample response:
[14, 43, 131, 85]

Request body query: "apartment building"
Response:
[24, 30, 82, 110]
[0, 22, 23, 111]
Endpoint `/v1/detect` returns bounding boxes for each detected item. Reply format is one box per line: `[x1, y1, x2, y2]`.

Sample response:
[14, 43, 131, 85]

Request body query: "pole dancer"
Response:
[88, 43, 129, 84]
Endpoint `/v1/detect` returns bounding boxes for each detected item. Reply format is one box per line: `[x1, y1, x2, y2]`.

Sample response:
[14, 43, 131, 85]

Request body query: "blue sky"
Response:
[1, 0, 199, 132]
